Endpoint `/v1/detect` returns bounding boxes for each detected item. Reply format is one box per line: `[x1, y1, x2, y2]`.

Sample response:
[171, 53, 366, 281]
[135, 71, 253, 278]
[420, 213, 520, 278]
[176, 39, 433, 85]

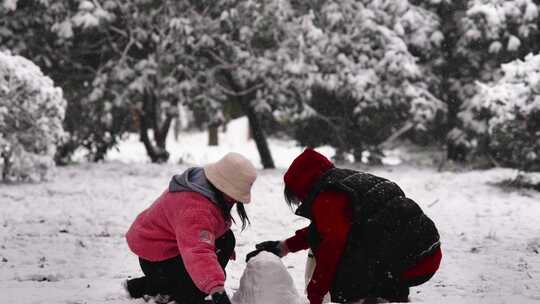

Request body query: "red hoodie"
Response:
[283, 149, 442, 304]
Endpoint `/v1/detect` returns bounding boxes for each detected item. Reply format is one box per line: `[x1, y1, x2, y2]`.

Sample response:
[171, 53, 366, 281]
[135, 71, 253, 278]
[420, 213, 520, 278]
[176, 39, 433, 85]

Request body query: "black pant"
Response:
[127, 230, 235, 304]
[366, 273, 435, 303]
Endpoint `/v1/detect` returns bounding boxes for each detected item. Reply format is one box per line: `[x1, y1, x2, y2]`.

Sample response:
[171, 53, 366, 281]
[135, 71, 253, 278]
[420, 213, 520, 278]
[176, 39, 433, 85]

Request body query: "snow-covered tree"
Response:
[425, 0, 539, 134]
[452, 0, 540, 101]
[458, 53, 540, 171]
[0, 0, 129, 163]
[32, 0, 308, 167]
[405, 0, 540, 160]
[360, 0, 444, 62]
[1, 0, 309, 167]
[291, 0, 447, 162]
[162, 0, 307, 167]
[0, 50, 66, 181]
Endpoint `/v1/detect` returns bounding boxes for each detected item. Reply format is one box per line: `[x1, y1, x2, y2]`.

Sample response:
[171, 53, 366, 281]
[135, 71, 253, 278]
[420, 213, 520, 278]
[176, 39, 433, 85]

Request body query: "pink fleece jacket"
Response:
[126, 190, 232, 294]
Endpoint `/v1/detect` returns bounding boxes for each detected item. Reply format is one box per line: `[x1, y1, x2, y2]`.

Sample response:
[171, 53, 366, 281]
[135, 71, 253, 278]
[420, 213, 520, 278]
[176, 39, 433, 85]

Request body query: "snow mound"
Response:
[232, 252, 302, 304]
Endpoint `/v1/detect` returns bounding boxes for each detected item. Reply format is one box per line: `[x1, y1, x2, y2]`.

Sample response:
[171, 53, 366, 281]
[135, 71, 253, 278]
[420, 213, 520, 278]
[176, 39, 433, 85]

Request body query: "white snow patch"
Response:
[507, 35, 521, 52]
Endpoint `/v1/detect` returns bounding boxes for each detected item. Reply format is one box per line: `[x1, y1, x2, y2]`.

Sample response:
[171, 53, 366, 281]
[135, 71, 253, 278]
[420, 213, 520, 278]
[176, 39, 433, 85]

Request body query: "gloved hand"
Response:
[245, 248, 263, 262]
[245, 240, 287, 262]
[211, 291, 232, 304]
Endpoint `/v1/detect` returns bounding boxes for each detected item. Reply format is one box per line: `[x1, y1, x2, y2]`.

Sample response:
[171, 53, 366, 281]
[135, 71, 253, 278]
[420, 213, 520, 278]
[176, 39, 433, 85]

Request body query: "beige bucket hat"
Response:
[204, 152, 257, 203]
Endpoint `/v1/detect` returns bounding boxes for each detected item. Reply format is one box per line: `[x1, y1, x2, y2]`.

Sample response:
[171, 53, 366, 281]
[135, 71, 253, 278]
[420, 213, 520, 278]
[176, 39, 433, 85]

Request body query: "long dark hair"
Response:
[284, 186, 301, 209]
[235, 203, 250, 231]
[210, 184, 250, 231]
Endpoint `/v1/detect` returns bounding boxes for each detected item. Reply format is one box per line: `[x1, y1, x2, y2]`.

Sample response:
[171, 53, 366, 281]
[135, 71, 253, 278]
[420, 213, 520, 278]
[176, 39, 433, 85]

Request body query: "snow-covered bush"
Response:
[291, 0, 446, 162]
[0, 50, 66, 181]
[459, 0, 538, 58]
[458, 53, 540, 171]
[1, 1, 129, 163]
[447, 0, 540, 117]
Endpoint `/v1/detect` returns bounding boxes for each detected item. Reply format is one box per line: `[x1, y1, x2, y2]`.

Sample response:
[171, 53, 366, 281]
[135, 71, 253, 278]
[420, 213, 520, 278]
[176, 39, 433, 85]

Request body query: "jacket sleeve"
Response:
[171, 206, 225, 294]
[307, 191, 352, 304]
[285, 226, 310, 253]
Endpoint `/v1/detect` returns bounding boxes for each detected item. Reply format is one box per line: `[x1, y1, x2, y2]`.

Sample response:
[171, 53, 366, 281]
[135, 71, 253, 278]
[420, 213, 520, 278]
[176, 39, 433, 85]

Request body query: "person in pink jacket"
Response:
[124, 153, 257, 304]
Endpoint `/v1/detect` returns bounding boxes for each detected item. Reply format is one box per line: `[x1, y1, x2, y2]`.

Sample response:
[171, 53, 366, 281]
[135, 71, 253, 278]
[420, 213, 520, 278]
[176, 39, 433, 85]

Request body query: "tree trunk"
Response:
[139, 121, 170, 163]
[241, 98, 275, 169]
[139, 120, 168, 163]
[1, 152, 9, 182]
[208, 125, 219, 146]
[220, 70, 275, 169]
[173, 115, 181, 141]
[54, 141, 78, 166]
[333, 148, 346, 164]
[438, 1, 469, 161]
[155, 114, 174, 150]
[93, 144, 109, 162]
[222, 119, 228, 133]
[138, 90, 170, 163]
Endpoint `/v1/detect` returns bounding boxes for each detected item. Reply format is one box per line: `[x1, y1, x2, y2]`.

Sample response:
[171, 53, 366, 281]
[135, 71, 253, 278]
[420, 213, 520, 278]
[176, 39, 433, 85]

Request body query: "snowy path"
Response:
[1, 162, 540, 304]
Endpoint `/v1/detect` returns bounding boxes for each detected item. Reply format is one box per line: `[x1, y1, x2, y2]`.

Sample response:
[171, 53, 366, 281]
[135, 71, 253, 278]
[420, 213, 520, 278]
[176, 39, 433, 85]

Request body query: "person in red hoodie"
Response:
[124, 153, 257, 304]
[247, 149, 442, 304]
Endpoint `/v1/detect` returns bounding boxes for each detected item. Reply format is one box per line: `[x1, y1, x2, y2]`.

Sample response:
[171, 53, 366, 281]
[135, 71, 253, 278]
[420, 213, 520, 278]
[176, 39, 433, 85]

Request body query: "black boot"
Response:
[124, 277, 147, 298]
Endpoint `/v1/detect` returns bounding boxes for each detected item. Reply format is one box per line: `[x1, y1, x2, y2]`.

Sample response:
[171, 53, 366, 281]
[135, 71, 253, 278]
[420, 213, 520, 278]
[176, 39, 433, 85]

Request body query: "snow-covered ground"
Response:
[1, 118, 540, 304]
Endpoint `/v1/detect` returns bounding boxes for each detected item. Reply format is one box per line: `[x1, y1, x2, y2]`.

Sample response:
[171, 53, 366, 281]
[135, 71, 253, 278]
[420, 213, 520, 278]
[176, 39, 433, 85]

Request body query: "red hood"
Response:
[284, 149, 334, 201]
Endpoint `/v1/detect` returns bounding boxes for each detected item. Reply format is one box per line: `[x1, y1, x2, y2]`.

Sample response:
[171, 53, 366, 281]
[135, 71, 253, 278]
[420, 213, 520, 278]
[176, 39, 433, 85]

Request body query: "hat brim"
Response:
[204, 164, 251, 204]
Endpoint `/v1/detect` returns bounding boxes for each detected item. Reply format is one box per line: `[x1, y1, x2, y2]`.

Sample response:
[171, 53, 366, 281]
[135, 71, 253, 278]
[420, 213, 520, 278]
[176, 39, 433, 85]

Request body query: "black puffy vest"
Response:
[295, 168, 440, 302]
